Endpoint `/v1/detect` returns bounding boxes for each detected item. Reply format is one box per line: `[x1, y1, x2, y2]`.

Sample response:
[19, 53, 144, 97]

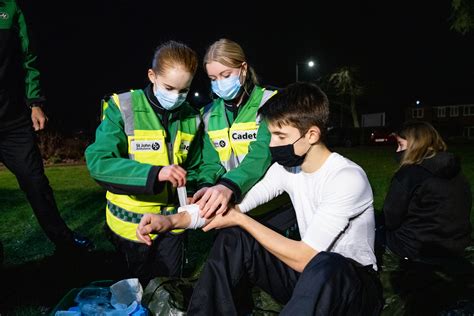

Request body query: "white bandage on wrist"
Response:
[177, 204, 206, 230]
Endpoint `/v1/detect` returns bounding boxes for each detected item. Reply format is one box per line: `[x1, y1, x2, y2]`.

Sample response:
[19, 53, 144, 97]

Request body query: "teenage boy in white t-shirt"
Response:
[137, 82, 383, 315]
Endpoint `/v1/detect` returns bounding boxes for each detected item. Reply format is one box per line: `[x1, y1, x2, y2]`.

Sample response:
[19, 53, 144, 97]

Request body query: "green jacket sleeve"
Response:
[16, 2, 44, 105]
[219, 120, 272, 202]
[85, 98, 161, 195]
[196, 130, 227, 189]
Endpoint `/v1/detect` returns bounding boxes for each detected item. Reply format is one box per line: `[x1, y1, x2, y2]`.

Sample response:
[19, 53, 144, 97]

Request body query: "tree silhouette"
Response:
[450, 0, 474, 34]
[329, 67, 363, 128]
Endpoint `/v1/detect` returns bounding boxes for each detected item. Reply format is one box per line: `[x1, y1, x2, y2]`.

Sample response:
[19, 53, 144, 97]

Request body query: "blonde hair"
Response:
[151, 40, 198, 76]
[397, 121, 447, 166]
[204, 38, 259, 88]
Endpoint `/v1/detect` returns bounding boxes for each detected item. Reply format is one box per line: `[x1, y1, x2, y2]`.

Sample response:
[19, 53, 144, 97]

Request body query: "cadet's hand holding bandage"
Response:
[158, 164, 187, 187]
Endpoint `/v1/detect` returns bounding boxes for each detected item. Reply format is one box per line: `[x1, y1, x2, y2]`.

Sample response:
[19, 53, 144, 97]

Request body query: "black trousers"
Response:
[187, 227, 384, 316]
[0, 124, 73, 245]
[106, 227, 185, 287]
[253, 202, 298, 237]
[375, 214, 474, 315]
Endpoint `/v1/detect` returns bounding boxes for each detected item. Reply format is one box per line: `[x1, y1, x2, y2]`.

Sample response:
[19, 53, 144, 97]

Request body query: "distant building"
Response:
[405, 104, 474, 138]
[361, 112, 386, 127]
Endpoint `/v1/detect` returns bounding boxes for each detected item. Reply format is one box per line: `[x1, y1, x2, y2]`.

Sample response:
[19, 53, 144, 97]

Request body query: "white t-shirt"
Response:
[239, 152, 377, 269]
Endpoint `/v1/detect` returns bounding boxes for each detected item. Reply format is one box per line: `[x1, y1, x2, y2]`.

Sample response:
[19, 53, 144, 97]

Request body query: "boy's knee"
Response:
[215, 227, 248, 244]
[210, 227, 254, 260]
[303, 252, 356, 281]
[307, 251, 347, 269]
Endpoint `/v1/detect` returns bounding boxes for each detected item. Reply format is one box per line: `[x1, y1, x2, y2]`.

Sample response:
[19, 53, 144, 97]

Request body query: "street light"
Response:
[295, 60, 316, 82]
[194, 92, 199, 97]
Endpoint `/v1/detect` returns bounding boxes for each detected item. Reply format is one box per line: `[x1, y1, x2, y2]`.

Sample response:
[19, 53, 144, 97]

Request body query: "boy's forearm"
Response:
[237, 212, 317, 272]
[169, 212, 191, 229]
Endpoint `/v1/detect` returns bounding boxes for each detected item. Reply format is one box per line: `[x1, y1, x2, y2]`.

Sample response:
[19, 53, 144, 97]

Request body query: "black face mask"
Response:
[393, 150, 406, 164]
[270, 134, 308, 167]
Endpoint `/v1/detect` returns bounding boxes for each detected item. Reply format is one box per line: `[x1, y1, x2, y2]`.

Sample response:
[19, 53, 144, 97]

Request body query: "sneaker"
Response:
[55, 232, 95, 255]
[72, 232, 95, 252]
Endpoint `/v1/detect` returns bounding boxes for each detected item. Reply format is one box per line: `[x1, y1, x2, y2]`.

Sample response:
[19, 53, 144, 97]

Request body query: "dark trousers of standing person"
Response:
[106, 226, 185, 288]
[187, 227, 384, 316]
[0, 124, 75, 247]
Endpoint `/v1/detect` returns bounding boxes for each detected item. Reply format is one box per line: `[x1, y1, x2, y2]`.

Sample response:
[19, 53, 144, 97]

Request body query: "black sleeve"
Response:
[383, 176, 411, 230]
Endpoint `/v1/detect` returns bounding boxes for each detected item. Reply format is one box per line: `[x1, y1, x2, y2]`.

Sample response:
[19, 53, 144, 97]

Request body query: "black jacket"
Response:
[383, 152, 472, 261]
[0, 0, 44, 132]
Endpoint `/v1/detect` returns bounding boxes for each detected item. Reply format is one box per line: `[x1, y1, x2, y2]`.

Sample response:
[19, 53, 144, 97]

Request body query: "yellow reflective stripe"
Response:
[111, 94, 120, 109]
[134, 130, 166, 138]
[101, 100, 109, 121]
[173, 131, 182, 164]
[231, 143, 249, 159]
[106, 192, 167, 210]
[106, 194, 178, 214]
[232, 121, 258, 130]
[128, 130, 168, 166]
[229, 121, 259, 157]
[207, 128, 232, 162]
[106, 205, 157, 242]
[170, 228, 185, 234]
[207, 122, 259, 166]
[106, 205, 184, 241]
[174, 131, 194, 165]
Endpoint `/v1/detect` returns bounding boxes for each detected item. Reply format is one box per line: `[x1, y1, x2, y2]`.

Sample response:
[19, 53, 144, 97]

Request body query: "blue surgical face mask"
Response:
[211, 71, 242, 101]
[154, 86, 187, 111]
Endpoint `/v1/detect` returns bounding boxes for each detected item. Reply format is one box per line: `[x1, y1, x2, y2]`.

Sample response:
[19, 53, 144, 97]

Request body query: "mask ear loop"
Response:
[292, 133, 306, 145]
[294, 130, 314, 157]
[240, 63, 251, 97]
[293, 128, 311, 145]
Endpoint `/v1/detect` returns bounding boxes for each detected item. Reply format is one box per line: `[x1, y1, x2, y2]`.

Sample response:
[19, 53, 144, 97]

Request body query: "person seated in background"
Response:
[380, 120, 473, 315]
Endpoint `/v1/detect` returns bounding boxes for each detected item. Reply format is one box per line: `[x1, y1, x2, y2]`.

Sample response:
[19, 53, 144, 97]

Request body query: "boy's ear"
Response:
[307, 126, 321, 144]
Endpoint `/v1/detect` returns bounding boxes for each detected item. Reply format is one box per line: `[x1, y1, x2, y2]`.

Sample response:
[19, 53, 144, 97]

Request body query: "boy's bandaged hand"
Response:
[178, 204, 206, 229]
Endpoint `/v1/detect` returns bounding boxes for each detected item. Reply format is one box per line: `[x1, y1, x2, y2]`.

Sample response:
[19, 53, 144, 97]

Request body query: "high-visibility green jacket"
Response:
[198, 85, 289, 215]
[85, 87, 202, 241]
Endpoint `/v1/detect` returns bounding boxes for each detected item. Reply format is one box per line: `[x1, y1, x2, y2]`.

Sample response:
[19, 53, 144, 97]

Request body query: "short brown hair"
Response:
[397, 120, 447, 166]
[258, 82, 330, 138]
[151, 40, 198, 76]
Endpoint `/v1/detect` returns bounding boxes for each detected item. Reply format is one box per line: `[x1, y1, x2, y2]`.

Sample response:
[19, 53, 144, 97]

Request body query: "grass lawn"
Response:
[0, 144, 473, 315]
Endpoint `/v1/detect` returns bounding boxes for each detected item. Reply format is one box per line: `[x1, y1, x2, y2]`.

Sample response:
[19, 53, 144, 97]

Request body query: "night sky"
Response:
[21, 0, 474, 135]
